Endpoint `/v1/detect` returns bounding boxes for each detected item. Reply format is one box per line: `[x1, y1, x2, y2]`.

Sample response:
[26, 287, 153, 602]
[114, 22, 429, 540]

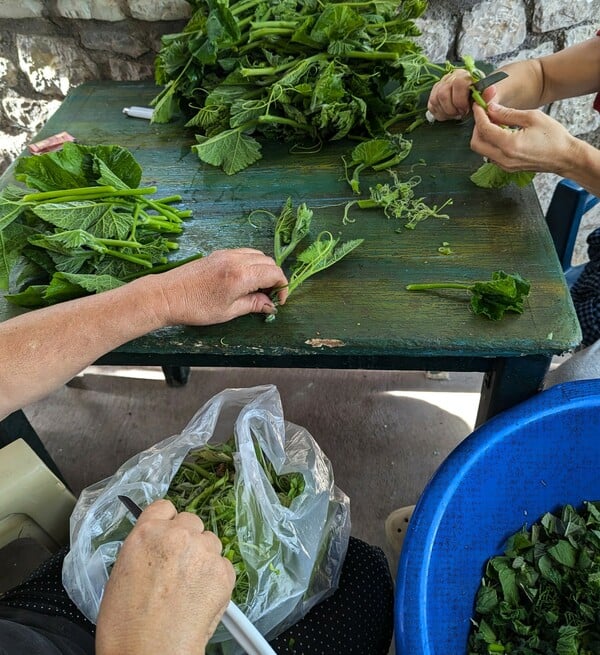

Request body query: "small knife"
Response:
[471, 70, 508, 93]
[117, 495, 277, 655]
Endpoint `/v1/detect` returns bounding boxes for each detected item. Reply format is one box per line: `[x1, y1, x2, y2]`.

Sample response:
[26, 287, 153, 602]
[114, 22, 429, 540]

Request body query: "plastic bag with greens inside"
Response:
[62, 385, 350, 654]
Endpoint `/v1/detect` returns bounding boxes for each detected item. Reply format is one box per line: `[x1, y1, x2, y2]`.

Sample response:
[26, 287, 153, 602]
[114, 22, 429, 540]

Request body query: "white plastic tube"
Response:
[220, 601, 277, 655]
[122, 106, 154, 120]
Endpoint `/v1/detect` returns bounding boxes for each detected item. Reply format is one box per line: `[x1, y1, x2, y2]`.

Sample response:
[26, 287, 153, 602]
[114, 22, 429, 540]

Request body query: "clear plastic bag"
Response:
[62, 384, 350, 651]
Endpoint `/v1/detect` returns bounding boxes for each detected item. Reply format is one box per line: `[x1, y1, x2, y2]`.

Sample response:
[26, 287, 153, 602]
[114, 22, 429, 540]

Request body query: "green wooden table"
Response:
[0, 81, 582, 428]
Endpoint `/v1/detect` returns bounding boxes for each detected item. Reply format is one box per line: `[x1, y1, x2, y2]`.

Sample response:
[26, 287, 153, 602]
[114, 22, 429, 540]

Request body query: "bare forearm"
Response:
[563, 139, 600, 197]
[497, 36, 600, 109]
[0, 278, 165, 419]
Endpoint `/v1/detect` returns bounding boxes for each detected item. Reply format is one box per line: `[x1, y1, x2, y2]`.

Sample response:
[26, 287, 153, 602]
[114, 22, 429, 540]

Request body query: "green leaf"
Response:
[150, 80, 180, 123]
[548, 540, 577, 568]
[0, 195, 26, 231]
[470, 162, 535, 189]
[192, 129, 262, 175]
[0, 223, 31, 290]
[15, 143, 142, 191]
[5, 284, 49, 307]
[31, 201, 132, 240]
[54, 271, 125, 294]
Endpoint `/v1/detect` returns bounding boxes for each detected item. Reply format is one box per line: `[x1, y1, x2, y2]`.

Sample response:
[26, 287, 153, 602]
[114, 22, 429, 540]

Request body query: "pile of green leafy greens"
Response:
[166, 436, 306, 606]
[151, 0, 454, 174]
[0, 143, 198, 308]
[469, 502, 600, 655]
[406, 270, 531, 320]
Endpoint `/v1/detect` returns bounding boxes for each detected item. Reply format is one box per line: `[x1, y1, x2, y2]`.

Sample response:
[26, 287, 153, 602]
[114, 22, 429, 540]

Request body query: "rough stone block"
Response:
[107, 58, 153, 81]
[550, 95, 600, 137]
[415, 15, 454, 63]
[17, 35, 100, 96]
[127, 0, 191, 21]
[0, 0, 44, 19]
[532, 0, 597, 32]
[0, 88, 61, 132]
[80, 26, 149, 57]
[54, 0, 127, 21]
[458, 0, 527, 61]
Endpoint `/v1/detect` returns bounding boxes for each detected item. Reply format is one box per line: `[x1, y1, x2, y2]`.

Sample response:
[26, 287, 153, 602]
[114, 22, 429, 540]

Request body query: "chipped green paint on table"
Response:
[0, 81, 582, 424]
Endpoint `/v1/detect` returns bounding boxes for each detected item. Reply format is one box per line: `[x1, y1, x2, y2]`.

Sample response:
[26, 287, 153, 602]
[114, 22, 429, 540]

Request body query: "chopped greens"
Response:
[165, 436, 306, 607]
[406, 270, 531, 320]
[469, 502, 600, 655]
[152, 0, 453, 174]
[0, 143, 199, 307]
[343, 170, 452, 229]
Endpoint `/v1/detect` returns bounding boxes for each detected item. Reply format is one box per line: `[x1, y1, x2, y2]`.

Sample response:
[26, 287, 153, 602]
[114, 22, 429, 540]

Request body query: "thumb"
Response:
[486, 102, 530, 128]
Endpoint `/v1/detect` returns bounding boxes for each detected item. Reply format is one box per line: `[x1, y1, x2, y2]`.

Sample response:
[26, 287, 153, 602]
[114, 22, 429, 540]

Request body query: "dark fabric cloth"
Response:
[0, 537, 394, 654]
[571, 227, 600, 347]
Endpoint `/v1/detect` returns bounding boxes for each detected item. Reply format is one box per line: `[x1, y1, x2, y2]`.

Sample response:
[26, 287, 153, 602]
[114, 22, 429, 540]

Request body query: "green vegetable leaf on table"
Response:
[344, 170, 453, 230]
[250, 198, 363, 321]
[343, 135, 413, 194]
[0, 143, 200, 307]
[470, 162, 536, 189]
[406, 270, 531, 320]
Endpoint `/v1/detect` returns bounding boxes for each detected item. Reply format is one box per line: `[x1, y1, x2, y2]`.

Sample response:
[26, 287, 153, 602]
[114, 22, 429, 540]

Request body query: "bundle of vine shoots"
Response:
[165, 437, 305, 606]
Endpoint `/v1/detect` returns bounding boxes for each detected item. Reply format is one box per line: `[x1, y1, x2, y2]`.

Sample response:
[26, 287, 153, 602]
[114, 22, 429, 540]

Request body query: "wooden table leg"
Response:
[476, 355, 552, 427]
[0, 410, 69, 488]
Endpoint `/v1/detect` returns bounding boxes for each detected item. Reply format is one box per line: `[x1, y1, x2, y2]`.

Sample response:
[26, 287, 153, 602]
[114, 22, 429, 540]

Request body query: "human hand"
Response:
[427, 69, 477, 121]
[145, 248, 289, 327]
[471, 102, 579, 174]
[96, 499, 235, 655]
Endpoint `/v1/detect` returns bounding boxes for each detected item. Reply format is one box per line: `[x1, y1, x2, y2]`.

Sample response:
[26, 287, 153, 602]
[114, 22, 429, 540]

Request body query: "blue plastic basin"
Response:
[395, 379, 600, 655]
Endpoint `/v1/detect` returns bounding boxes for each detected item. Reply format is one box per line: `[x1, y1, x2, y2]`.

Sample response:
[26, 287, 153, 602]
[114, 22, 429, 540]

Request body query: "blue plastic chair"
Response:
[394, 378, 600, 655]
[545, 178, 599, 287]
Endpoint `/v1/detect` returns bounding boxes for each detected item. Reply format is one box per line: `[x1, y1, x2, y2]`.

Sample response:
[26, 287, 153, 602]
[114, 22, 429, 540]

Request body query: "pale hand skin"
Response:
[0, 248, 288, 420]
[96, 499, 235, 655]
[426, 35, 600, 197]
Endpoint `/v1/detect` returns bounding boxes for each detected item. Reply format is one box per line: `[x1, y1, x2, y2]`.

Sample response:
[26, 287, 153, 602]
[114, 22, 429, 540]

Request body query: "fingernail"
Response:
[488, 102, 501, 111]
[262, 303, 277, 315]
[454, 114, 463, 121]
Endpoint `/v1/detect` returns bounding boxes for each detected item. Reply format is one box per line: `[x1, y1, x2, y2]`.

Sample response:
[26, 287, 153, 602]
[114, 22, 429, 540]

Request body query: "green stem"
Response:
[143, 198, 183, 223]
[22, 185, 116, 202]
[470, 86, 488, 110]
[406, 283, 472, 291]
[122, 253, 203, 281]
[96, 237, 143, 249]
[248, 27, 294, 41]
[154, 194, 182, 204]
[256, 114, 313, 133]
[101, 248, 152, 268]
[344, 50, 399, 61]
[239, 53, 325, 78]
[231, 0, 263, 16]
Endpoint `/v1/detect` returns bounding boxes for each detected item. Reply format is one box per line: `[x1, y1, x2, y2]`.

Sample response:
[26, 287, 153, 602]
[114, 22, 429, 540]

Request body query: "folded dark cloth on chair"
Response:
[571, 226, 600, 347]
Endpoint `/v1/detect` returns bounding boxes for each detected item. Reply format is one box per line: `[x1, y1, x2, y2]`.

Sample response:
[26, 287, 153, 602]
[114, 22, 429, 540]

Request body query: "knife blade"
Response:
[472, 70, 508, 93]
[117, 495, 277, 655]
[118, 494, 142, 519]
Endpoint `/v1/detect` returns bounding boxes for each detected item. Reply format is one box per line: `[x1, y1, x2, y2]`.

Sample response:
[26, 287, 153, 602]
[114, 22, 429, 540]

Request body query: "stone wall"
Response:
[0, 0, 599, 257]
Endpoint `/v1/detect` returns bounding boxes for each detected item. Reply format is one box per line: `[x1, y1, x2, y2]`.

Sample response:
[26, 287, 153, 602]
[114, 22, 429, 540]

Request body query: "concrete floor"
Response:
[3, 366, 484, 651]
[29, 367, 481, 556]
